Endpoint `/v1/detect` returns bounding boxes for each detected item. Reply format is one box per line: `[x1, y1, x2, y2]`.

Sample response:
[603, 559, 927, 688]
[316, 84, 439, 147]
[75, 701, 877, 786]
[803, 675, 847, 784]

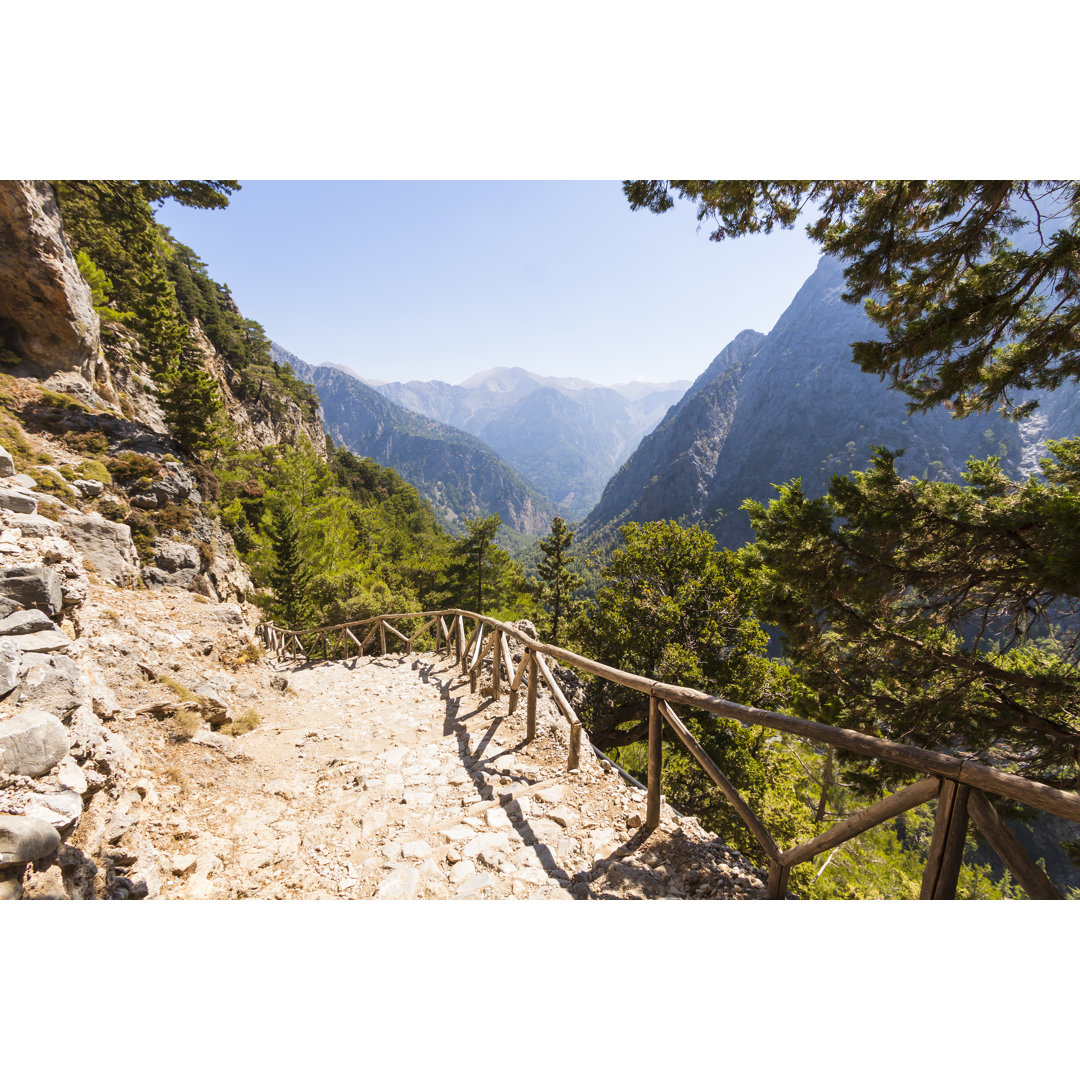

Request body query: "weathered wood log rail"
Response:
[257, 608, 1078, 900]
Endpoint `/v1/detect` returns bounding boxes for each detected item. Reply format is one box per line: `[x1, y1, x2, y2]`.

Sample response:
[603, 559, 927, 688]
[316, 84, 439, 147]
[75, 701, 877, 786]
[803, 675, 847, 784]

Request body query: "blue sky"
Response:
[154, 181, 821, 386]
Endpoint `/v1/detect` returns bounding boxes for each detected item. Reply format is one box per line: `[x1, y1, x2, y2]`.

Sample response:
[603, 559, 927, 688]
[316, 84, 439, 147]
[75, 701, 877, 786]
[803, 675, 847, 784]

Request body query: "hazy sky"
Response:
[154, 181, 821, 387]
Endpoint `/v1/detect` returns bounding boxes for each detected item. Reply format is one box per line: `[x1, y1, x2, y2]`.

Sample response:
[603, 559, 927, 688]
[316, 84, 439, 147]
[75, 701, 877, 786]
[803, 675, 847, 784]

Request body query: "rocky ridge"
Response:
[282, 348, 557, 536]
[583, 255, 1080, 550]
[368, 365, 691, 519]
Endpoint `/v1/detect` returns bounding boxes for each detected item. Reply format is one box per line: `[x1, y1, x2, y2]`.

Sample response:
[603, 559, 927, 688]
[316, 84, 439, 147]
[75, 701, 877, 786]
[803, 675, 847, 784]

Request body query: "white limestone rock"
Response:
[0, 708, 69, 777]
[60, 511, 139, 587]
[375, 866, 419, 900]
[0, 812, 61, 866]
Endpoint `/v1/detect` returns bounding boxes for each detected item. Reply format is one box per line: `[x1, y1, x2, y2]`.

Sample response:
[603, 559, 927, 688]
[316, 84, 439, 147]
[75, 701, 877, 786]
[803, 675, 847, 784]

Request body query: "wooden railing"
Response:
[257, 608, 1080, 901]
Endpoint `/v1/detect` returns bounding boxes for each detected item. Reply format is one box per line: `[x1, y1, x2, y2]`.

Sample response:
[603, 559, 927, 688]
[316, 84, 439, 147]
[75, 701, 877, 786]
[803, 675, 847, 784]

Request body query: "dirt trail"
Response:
[76, 585, 768, 900]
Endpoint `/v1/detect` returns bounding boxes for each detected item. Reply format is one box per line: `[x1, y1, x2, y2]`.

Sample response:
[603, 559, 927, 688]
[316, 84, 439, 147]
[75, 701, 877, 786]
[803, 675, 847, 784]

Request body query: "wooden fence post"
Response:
[921, 780, 971, 899]
[469, 631, 484, 694]
[379, 619, 387, 656]
[492, 629, 502, 698]
[567, 723, 582, 772]
[526, 651, 537, 741]
[647, 695, 662, 829]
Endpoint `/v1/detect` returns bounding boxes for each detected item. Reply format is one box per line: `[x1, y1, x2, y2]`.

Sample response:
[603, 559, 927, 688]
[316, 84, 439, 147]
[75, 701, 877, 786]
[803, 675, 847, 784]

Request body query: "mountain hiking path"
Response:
[68, 585, 769, 900]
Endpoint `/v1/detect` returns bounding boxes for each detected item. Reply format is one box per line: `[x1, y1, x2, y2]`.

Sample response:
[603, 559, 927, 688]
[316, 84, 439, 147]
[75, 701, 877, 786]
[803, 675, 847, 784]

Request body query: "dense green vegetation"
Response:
[745, 445, 1080, 787]
[53, 180, 318, 444]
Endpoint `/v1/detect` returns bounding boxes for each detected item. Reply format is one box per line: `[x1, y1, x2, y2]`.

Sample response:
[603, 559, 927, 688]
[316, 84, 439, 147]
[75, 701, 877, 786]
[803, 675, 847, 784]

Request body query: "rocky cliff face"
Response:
[583, 256, 1075, 550]
[582, 328, 765, 537]
[0, 181, 296, 901]
[195, 327, 325, 454]
[280, 349, 556, 535]
[0, 182, 100, 379]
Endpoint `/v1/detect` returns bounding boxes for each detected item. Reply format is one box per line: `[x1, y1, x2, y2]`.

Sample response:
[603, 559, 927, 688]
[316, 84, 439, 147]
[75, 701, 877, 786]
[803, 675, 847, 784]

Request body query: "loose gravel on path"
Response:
[144, 646, 768, 900]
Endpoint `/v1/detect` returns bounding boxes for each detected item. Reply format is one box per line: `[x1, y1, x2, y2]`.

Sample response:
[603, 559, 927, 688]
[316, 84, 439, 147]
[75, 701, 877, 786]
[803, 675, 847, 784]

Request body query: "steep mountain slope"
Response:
[370, 367, 690, 518]
[582, 328, 766, 537]
[583, 256, 1076, 550]
[275, 347, 556, 535]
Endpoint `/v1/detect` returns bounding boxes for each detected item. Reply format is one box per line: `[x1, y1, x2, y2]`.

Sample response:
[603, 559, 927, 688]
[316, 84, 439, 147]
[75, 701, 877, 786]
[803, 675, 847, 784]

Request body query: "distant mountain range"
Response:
[582, 256, 1080, 550]
[367, 367, 690, 519]
[273, 345, 556, 536]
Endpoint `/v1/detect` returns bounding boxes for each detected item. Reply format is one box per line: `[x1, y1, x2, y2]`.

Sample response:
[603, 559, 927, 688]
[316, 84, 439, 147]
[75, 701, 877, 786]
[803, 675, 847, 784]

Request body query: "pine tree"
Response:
[268, 504, 312, 629]
[536, 516, 582, 646]
[457, 514, 501, 613]
[156, 340, 227, 455]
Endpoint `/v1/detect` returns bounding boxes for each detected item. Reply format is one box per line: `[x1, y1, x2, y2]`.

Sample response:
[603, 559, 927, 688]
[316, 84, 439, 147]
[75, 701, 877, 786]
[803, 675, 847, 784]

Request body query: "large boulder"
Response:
[18, 789, 83, 833]
[0, 565, 63, 615]
[0, 181, 99, 373]
[11, 629, 72, 654]
[67, 704, 130, 777]
[61, 511, 138, 586]
[7, 512, 62, 537]
[0, 489, 37, 515]
[0, 447, 13, 478]
[0, 813, 61, 866]
[148, 462, 196, 506]
[72, 478, 103, 499]
[16, 653, 85, 714]
[154, 540, 199, 573]
[210, 604, 249, 634]
[0, 708, 69, 777]
[0, 609, 57, 636]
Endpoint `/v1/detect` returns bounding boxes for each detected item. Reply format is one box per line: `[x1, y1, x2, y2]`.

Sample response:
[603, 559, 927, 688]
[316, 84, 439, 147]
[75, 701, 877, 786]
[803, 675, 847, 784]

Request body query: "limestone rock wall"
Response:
[0, 181, 100, 376]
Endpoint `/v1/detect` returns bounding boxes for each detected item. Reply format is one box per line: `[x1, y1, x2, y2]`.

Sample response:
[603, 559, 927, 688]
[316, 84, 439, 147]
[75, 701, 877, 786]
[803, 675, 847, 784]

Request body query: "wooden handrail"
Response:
[257, 608, 1080, 899]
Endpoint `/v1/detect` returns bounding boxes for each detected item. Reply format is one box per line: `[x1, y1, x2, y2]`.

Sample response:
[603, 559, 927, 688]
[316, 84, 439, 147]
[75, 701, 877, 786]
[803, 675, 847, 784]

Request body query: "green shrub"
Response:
[39, 388, 88, 413]
[98, 499, 126, 523]
[220, 708, 260, 736]
[170, 708, 202, 741]
[109, 451, 162, 487]
[154, 503, 197, 533]
[0, 411, 40, 469]
[79, 459, 112, 485]
[26, 467, 71, 495]
[158, 674, 198, 702]
[64, 430, 109, 456]
[125, 509, 157, 562]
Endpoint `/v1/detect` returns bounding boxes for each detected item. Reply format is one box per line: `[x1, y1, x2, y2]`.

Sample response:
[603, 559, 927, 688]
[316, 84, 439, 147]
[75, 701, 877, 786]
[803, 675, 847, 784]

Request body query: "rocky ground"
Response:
[5, 575, 768, 900]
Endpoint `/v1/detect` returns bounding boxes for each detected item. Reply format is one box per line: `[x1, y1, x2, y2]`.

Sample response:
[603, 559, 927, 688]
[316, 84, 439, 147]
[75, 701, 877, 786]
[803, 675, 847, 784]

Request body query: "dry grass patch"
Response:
[224, 642, 264, 668]
[161, 765, 190, 795]
[219, 709, 260, 737]
[170, 708, 202, 741]
[157, 674, 199, 703]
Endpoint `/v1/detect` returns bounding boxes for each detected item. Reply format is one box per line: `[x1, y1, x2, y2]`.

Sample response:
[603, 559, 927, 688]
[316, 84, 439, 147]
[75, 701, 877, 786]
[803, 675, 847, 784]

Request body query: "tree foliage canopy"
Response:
[624, 180, 1080, 417]
[744, 445, 1080, 785]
